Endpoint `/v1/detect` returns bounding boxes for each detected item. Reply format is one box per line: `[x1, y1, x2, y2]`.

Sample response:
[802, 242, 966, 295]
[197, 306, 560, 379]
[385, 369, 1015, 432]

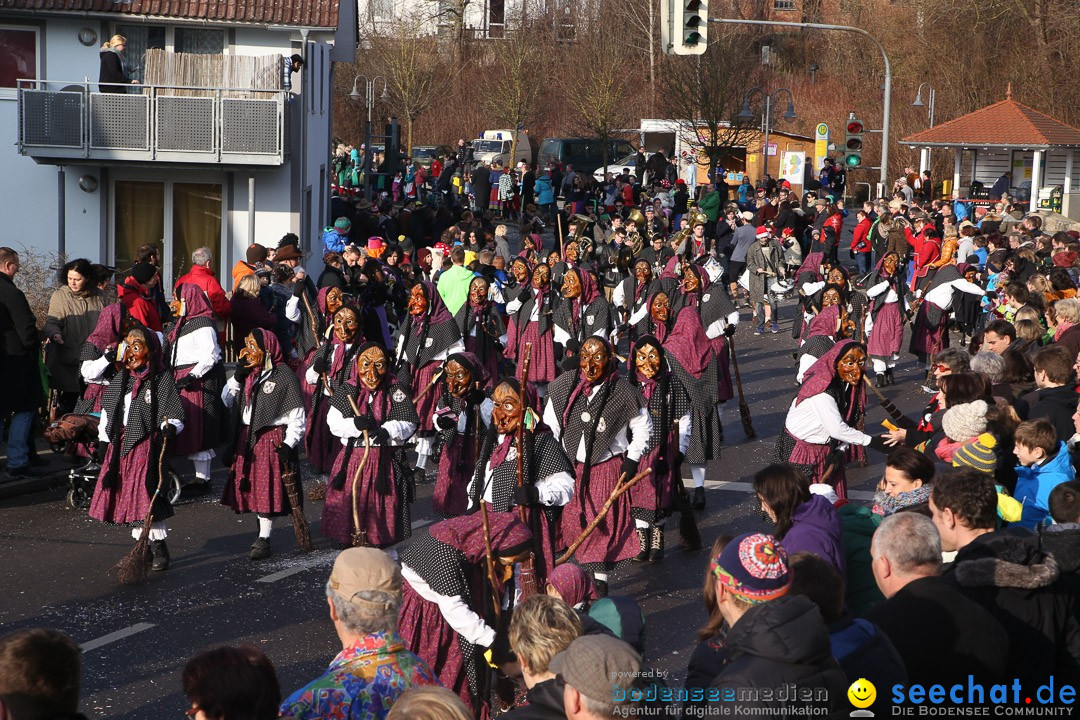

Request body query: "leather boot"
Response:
[150, 540, 170, 571]
[594, 578, 609, 597]
[874, 373, 886, 388]
[692, 486, 706, 510]
[648, 526, 665, 562]
[633, 528, 649, 562]
[250, 537, 272, 561]
[885, 368, 895, 386]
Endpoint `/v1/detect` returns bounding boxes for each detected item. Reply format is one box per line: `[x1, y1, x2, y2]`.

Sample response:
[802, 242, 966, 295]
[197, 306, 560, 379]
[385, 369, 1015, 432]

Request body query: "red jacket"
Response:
[905, 226, 940, 270]
[175, 265, 230, 320]
[118, 278, 162, 332]
[851, 218, 872, 253]
[823, 211, 844, 238]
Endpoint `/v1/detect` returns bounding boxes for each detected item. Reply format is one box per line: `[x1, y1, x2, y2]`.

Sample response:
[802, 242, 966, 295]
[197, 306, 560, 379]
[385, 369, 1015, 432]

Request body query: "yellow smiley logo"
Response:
[848, 678, 876, 709]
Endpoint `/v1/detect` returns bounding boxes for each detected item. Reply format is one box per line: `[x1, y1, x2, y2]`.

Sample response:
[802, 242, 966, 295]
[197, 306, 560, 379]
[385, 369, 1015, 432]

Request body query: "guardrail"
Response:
[16, 79, 288, 166]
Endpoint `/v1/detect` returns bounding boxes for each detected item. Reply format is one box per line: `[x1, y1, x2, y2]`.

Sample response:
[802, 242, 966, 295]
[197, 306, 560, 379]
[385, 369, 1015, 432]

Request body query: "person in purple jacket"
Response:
[753, 463, 847, 576]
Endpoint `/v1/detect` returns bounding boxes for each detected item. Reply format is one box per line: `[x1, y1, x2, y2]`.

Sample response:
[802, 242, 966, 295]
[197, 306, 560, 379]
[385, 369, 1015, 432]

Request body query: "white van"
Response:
[470, 130, 532, 168]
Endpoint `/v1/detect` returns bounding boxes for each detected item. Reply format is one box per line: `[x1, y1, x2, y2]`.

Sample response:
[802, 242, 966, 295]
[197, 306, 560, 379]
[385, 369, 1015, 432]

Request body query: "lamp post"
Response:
[738, 87, 797, 181]
[350, 75, 388, 201]
[913, 82, 935, 175]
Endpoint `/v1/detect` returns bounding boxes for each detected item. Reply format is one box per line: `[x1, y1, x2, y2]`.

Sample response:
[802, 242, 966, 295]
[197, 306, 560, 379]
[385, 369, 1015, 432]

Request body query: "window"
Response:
[116, 25, 166, 84]
[0, 26, 38, 92]
[773, 0, 797, 9]
[174, 28, 224, 55]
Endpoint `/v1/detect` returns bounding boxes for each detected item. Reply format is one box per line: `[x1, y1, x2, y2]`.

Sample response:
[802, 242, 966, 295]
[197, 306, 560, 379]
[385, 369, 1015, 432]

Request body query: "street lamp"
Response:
[349, 75, 388, 201]
[808, 63, 819, 84]
[913, 82, 935, 174]
[738, 87, 797, 179]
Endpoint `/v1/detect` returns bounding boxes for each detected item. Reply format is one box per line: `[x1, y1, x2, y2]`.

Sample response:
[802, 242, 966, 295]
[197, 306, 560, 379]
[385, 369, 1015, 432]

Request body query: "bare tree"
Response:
[564, 31, 634, 175]
[479, 29, 550, 165]
[662, 30, 760, 180]
[367, 15, 448, 151]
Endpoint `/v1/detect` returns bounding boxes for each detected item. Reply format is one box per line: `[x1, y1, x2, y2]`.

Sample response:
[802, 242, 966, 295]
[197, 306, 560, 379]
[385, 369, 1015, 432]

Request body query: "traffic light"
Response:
[844, 115, 863, 168]
[662, 0, 707, 55]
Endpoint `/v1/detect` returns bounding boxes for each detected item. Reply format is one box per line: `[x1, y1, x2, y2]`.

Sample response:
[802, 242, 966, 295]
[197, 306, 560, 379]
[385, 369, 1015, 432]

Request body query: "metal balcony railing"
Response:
[16, 80, 289, 166]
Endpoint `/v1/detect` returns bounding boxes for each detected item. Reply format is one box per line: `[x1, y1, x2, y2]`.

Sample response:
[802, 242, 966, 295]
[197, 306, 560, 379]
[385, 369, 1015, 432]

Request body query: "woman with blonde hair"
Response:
[386, 686, 471, 720]
[99, 34, 136, 93]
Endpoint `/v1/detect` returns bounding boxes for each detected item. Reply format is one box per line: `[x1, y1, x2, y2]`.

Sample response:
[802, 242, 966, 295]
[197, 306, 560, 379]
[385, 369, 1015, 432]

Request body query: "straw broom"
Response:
[115, 433, 169, 585]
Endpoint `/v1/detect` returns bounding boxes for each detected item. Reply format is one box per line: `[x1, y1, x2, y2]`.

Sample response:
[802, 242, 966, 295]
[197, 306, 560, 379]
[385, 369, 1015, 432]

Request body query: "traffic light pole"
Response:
[709, 17, 892, 195]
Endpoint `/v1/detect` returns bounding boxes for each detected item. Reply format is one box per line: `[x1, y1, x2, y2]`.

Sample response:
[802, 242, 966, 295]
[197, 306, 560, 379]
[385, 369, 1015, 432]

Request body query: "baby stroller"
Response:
[44, 413, 183, 510]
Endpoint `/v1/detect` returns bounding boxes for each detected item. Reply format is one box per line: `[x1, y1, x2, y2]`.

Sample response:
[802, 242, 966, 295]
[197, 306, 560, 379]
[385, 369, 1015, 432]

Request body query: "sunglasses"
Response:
[933, 364, 951, 373]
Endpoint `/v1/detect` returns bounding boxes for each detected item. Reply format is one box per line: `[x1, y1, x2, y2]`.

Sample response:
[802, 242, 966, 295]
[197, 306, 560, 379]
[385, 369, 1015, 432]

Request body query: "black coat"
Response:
[317, 264, 346, 291]
[710, 595, 848, 719]
[1039, 523, 1080, 575]
[98, 50, 128, 91]
[499, 679, 564, 720]
[827, 617, 907, 716]
[0, 271, 42, 413]
[1016, 383, 1079, 443]
[864, 574, 1011, 687]
[942, 530, 1080, 685]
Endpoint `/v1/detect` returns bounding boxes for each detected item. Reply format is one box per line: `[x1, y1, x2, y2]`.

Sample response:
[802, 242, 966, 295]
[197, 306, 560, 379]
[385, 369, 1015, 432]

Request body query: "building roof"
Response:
[0, 0, 340, 28]
[902, 92, 1080, 149]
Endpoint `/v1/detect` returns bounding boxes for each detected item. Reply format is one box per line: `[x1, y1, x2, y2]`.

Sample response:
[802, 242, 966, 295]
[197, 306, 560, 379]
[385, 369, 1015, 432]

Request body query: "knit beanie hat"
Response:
[952, 432, 997, 474]
[334, 217, 352, 233]
[941, 400, 988, 442]
[710, 532, 791, 604]
[131, 262, 156, 285]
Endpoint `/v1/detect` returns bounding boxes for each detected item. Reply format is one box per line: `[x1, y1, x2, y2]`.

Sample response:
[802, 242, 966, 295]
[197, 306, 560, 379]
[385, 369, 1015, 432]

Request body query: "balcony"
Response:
[16, 80, 288, 167]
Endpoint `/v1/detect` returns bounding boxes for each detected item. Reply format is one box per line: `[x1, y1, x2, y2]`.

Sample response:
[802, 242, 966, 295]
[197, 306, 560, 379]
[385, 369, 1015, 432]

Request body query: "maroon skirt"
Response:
[297, 348, 318, 412]
[221, 425, 293, 516]
[774, 428, 848, 499]
[169, 365, 209, 456]
[909, 302, 949, 358]
[413, 362, 441, 433]
[710, 337, 734, 403]
[304, 392, 340, 475]
[505, 317, 519, 358]
[90, 436, 173, 524]
[322, 443, 407, 547]
[629, 443, 676, 524]
[516, 324, 556, 384]
[867, 302, 904, 358]
[434, 430, 475, 517]
[561, 457, 638, 570]
[399, 582, 473, 712]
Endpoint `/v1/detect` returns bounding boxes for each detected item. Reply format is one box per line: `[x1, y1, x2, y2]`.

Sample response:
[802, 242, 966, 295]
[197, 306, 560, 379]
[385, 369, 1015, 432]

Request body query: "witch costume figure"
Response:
[220, 328, 306, 561]
[630, 289, 673, 343]
[89, 326, 184, 571]
[395, 281, 464, 480]
[432, 352, 492, 517]
[296, 286, 338, 407]
[164, 284, 225, 492]
[614, 259, 659, 350]
[504, 262, 557, 392]
[627, 335, 691, 563]
[673, 261, 738, 417]
[661, 305, 721, 511]
[304, 304, 363, 481]
[772, 340, 887, 499]
[552, 267, 613, 370]
[325, 342, 420, 548]
[466, 377, 574, 580]
[454, 276, 505, 389]
[909, 264, 985, 364]
[398, 513, 534, 715]
[76, 303, 134, 417]
[865, 251, 907, 387]
[544, 337, 650, 596]
[551, 239, 582, 289]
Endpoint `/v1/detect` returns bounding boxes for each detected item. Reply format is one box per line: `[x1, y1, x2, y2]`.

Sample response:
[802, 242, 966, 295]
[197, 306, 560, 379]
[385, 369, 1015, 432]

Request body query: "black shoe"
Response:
[181, 479, 212, 498]
[648, 526, 665, 562]
[249, 537, 272, 561]
[874, 373, 886, 388]
[633, 528, 649, 562]
[594, 578, 609, 597]
[1, 465, 37, 480]
[885, 369, 895, 386]
[692, 486, 706, 511]
[150, 540, 170, 571]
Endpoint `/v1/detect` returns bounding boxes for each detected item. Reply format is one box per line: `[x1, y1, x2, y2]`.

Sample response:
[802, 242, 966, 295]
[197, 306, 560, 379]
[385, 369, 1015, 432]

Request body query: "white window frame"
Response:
[0, 24, 41, 100]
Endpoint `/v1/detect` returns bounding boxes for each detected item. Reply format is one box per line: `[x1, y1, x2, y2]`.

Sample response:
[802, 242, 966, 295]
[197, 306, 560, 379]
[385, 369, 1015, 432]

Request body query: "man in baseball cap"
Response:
[549, 634, 641, 718]
[279, 548, 437, 719]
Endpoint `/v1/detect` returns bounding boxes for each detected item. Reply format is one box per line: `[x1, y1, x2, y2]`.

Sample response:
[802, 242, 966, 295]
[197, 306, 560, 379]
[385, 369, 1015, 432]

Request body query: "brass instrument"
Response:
[569, 213, 594, 255]
[625, 208, 646, 256]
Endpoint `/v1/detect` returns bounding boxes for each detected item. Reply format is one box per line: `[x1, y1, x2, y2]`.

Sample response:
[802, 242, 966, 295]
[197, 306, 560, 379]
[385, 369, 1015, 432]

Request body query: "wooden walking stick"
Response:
[347, 394, 372, 547]
[514, 343, 538, 597]
[862, 375, 914, 428]
[481, 497, 502, 621]
[115, 432, 170, 585]
[727, 335, 756, 439]
[555, 468, 651, 566]
[278, 445, 314, 552]
[412, 367, 446, 404]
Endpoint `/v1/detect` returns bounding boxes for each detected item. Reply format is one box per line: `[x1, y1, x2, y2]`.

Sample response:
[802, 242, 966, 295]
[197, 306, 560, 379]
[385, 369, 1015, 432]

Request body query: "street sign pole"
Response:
[709, 17, 892, 195]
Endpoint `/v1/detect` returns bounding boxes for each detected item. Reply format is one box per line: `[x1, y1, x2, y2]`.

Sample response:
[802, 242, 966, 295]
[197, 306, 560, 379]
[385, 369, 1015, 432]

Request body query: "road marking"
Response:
[256, 567, 308, 583]
[80, 622, 156, 652]
[411, 518, 433, 530]
[700, 478, 875, 502]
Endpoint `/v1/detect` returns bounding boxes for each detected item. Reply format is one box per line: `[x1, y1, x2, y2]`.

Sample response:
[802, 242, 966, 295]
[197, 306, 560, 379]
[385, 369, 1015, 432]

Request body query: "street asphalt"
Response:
[0, 283, 936, 718]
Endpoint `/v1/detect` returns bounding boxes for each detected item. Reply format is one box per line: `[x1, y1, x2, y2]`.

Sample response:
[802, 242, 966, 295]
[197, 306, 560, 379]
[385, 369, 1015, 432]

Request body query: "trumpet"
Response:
[569, 213, 594, 256]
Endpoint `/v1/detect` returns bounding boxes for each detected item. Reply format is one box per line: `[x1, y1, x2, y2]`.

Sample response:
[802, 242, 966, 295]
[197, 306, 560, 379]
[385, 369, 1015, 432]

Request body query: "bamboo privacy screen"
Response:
[143, 50, 284, 96]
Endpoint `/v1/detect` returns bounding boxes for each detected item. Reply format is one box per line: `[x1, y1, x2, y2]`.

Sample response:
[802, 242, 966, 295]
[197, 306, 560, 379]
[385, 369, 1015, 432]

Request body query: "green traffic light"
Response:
[845, 154, 860, 168]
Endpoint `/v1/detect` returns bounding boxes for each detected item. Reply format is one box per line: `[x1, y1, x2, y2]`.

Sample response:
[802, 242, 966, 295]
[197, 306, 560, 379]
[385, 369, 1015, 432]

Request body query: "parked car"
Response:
[593, 153, 640, 183]
[410, 144, 453, 169]
[537, 137, 636, 176]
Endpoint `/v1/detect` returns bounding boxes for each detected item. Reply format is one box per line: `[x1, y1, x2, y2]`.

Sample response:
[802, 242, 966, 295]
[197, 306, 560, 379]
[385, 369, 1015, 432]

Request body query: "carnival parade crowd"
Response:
[6, 156, 1080, 719]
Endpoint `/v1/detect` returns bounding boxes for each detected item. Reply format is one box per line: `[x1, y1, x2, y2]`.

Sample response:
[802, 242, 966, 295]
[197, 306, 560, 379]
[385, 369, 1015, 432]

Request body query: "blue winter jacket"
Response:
[534, 175, 554, 205]
[1014, 441, 1076, 528]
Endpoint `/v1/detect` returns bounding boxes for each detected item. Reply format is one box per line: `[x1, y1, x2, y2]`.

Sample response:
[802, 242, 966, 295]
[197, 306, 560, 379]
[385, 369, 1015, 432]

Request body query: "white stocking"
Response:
[872, 358, 887, 374]
[593, 572, 608, 583]
[133, 521, 168, 541]
[257, 516, 273, 539]
[191, 456, 212, 481]
[635, 518, 649, 529]
[690, 464, 706, 488]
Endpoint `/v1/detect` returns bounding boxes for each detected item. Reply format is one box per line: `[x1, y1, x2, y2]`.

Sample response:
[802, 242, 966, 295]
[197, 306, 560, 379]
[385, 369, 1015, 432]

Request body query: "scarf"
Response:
[665, 306, 712, 378]
[872, 484, 933, 516]
[547, 563, 600, 608]
[168, 282, 215, 346]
